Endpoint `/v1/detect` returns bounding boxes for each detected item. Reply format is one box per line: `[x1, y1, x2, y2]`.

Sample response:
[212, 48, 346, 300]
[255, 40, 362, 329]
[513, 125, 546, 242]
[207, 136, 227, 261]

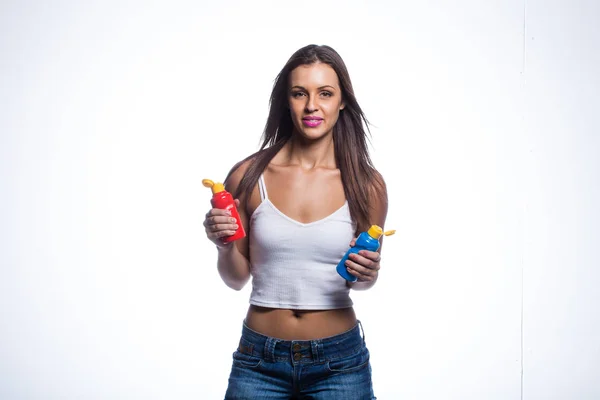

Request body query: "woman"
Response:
[203, 44, 388, 399]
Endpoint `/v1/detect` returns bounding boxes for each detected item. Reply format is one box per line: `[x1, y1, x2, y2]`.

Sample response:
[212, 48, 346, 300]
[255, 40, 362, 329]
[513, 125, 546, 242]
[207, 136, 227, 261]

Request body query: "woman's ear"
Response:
[340, 102, 345, 110]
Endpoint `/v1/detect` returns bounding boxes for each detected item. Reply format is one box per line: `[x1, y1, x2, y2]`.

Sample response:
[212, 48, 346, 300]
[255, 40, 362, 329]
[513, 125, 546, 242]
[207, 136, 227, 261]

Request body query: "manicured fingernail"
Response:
[226, 210, 231, 215]
[230, 218, 236, 223]
[233, 225, 239, 229]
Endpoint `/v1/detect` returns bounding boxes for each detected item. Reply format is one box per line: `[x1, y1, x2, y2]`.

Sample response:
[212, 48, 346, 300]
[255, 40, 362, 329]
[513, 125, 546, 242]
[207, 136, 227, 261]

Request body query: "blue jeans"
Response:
[224, 320, 376, 399]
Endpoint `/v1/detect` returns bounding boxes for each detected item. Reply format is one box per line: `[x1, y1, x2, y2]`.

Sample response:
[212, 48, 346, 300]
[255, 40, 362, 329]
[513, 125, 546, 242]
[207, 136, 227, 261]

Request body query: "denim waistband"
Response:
[237, 320, 365, 364]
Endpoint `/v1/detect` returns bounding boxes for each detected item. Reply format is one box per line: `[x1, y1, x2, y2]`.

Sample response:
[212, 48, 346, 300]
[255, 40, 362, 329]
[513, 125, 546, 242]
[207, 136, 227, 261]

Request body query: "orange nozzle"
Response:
[202, 179, 225, 194]
[367, 225, 396, 239]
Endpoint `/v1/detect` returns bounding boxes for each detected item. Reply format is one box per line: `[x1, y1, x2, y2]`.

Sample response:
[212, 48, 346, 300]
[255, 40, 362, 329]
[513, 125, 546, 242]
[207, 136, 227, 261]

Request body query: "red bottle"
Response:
[202, 179, 246, 243]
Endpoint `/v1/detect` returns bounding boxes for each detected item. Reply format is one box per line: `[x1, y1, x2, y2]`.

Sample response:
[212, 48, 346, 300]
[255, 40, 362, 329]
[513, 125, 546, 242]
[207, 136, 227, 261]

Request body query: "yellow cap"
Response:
[367, 225, 396, 239]
[202, 178, 225, 194]
[367, 225, 383, 239]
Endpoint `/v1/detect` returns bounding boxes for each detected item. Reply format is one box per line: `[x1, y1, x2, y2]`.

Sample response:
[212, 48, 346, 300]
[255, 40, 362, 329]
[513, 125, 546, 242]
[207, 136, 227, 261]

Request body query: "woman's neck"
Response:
[279, 134, 337, 170]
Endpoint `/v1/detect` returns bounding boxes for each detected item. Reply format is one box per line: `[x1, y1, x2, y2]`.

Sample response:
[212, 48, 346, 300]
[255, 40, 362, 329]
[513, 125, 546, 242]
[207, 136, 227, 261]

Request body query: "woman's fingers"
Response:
[344, 251, 381, 281]
[345, 261, 377, 281]
[203, 208, 239, 244]
[349, 251, 381, 268]
[204, 215, 237, 226]
[205, 219, 239, 232]
[207, 229, 237, 240]
[208, 223, 238, 233]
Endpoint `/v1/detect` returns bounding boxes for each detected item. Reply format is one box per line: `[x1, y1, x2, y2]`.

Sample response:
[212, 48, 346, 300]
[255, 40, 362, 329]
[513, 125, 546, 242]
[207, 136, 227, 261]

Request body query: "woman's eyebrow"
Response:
[290, 85, 337, 90]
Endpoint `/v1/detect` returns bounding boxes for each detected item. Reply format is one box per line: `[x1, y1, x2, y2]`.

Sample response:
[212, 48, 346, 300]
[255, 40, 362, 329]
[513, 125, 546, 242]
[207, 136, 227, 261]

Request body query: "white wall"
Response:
[0, 1, 597, 399]
[523, 1, 600, 399]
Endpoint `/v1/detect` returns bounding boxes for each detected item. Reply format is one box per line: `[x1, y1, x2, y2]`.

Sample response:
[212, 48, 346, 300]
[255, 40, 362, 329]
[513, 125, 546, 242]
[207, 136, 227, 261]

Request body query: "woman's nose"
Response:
[305, 96, 318, 112]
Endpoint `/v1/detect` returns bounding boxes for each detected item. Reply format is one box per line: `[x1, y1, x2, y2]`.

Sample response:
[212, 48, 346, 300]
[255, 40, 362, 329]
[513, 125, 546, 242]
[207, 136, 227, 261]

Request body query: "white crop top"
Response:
[248, 174, 356, 310]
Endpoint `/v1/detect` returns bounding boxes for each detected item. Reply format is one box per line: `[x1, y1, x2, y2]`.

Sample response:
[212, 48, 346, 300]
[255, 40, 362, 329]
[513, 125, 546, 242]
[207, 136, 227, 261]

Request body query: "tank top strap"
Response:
[258, 173, 269, 201]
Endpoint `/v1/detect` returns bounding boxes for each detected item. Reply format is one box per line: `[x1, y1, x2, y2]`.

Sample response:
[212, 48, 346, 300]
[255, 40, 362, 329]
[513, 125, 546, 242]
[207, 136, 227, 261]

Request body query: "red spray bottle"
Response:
[202, 179, 246, 243]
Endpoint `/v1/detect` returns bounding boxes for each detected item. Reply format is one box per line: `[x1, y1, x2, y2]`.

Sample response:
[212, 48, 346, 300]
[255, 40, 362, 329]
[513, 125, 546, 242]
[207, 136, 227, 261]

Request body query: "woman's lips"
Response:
[302, 118, 323, 128]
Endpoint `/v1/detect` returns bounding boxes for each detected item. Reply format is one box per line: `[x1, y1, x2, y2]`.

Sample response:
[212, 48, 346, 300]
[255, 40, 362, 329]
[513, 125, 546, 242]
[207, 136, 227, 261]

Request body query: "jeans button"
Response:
[294, 352, 302, 361]
[292, 343, 301, 352]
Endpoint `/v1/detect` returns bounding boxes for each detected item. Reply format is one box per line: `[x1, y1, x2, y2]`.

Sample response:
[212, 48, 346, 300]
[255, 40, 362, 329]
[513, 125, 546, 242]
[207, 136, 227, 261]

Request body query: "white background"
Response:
[1, 1, 598, 399]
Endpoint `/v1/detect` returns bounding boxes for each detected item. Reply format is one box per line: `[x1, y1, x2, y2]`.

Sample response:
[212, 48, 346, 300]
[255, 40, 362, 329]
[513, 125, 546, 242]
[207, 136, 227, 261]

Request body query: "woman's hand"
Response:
[203, 199, 241, 247]
[344, 238, 382, 282]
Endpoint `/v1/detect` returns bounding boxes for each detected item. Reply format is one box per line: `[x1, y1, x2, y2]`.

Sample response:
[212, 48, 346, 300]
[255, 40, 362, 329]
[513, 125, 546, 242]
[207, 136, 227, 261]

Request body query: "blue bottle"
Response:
[336, 225, 396, 282]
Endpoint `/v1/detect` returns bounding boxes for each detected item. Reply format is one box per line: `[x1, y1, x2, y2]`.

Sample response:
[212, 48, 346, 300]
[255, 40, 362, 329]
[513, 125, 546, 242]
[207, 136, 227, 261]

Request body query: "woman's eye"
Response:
[321, 91, 333, 97]
[291, 92, 305, 98]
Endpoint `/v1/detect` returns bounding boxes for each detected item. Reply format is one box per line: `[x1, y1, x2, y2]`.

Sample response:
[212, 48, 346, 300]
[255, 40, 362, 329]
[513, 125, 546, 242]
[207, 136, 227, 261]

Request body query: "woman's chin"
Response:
[294, 127, 333, 142]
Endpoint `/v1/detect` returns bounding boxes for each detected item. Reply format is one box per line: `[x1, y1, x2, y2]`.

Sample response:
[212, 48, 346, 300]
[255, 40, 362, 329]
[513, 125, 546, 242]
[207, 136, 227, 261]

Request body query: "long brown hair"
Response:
[226, 44, 384, 233]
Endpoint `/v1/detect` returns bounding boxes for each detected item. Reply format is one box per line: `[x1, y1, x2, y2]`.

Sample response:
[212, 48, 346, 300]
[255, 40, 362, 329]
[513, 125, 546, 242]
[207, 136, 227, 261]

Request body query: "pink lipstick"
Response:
[302, 117, 323, 128]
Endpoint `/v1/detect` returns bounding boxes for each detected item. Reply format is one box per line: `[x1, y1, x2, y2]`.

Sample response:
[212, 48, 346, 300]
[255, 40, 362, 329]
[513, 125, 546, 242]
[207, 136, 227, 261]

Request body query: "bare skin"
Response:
[203, 63, 388, 340]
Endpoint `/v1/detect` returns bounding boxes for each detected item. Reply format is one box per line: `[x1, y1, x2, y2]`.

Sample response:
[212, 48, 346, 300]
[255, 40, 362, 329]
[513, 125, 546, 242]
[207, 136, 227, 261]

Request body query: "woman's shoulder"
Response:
[368, 168, 387, 196]
[224, 156, 255, 193]
[367, 168, 388, 225]
[224, 147, 270, 197]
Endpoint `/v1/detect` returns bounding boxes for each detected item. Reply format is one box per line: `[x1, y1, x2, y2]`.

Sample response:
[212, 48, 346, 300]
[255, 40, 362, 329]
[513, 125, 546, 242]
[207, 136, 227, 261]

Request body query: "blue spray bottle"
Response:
[336, 225, 396, 282]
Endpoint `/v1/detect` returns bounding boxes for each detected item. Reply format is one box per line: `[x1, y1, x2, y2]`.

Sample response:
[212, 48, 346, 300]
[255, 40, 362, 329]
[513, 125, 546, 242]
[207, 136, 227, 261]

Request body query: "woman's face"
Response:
[288, 62, 345, 141]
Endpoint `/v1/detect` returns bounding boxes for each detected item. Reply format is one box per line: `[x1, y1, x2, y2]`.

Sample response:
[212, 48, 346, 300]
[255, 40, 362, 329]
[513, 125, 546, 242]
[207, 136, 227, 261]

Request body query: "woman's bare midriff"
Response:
[245, 305, 357, 340]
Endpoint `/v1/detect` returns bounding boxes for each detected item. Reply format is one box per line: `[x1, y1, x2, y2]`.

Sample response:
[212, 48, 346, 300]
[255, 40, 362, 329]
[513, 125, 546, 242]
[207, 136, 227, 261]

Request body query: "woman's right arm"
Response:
[214, 240, 251, 291]
[203, 161, 252, 291]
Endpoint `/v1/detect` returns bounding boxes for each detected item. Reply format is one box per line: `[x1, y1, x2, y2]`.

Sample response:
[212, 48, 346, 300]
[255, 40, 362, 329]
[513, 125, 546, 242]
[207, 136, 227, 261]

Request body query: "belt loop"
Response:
[357, 320, 365, 343]
[310, 340, 321, 363]
[264, 337, 279, 362]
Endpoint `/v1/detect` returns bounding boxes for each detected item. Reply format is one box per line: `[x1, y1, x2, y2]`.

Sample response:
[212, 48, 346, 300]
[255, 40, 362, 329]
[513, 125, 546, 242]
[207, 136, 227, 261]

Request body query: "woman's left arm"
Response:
[346, 172, 389, 290]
